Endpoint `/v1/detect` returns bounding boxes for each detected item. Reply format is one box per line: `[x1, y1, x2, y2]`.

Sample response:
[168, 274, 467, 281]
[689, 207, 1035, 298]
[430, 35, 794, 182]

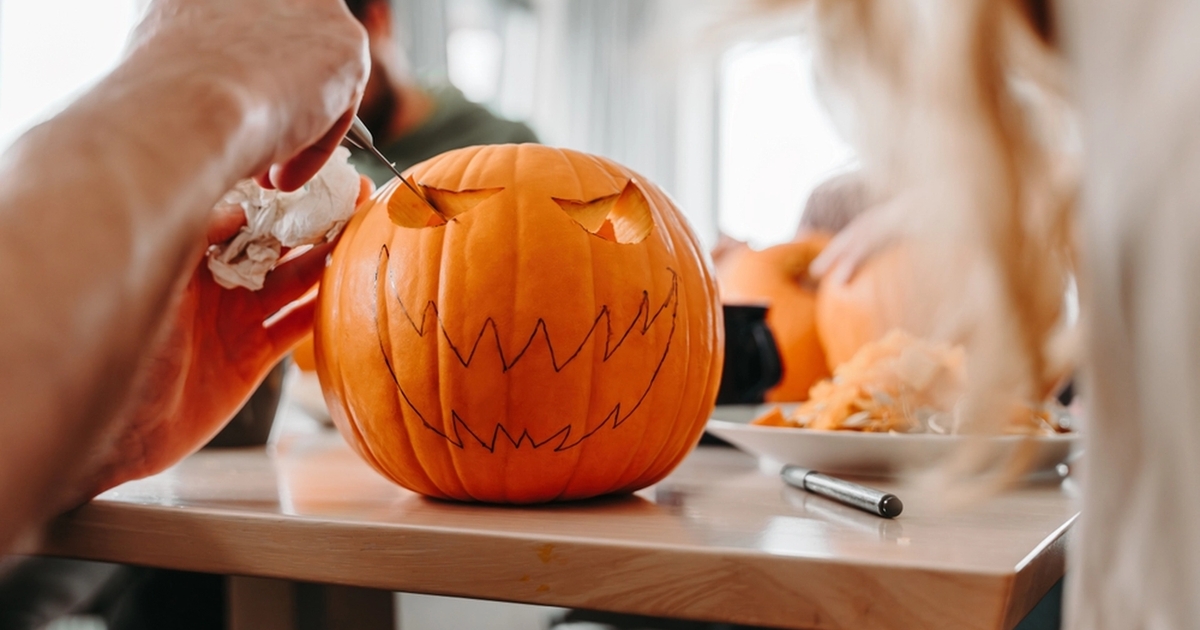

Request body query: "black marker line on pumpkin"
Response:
[373, 243, 679, 453]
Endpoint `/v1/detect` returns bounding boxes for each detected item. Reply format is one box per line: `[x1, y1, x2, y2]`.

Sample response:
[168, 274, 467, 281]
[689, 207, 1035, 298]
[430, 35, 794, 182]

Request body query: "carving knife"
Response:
[342, 116, 446, 220]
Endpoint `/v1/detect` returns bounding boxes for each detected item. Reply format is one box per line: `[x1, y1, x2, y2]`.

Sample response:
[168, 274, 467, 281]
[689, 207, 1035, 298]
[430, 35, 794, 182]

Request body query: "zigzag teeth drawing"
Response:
[448, 410, 582, 453]
[373, 244, 679, 452]
[381, 245, 677, 373]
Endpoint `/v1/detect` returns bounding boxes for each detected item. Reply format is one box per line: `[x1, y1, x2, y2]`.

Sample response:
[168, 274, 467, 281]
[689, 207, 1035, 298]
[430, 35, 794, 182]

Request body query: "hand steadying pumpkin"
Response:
[87, 208, 338, 495]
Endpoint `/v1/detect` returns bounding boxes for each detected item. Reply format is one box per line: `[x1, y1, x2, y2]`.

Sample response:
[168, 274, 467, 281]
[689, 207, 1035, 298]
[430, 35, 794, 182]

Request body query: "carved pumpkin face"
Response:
[314, 145, 723, 503]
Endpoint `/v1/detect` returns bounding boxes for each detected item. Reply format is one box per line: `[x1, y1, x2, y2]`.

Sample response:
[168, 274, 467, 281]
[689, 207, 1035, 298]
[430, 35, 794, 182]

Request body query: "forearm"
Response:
[0, 51, 267, 550]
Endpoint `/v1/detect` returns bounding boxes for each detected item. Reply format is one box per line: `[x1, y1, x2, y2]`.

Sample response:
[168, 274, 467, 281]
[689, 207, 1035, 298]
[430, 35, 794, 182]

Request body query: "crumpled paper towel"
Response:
[207, 147, 360, 290]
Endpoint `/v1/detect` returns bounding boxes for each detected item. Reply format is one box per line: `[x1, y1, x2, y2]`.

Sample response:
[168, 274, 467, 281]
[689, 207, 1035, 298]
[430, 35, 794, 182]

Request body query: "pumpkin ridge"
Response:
[372, 243, 456, 497]
[613, 184, 716, 492]
[607, 272, 679, 429]
[333, 224, 396, 474]
[551, 235, 602, 501]
[316, 206, 382, 471]
[602, 253, 688, 490]
[375, 244, 459, 451]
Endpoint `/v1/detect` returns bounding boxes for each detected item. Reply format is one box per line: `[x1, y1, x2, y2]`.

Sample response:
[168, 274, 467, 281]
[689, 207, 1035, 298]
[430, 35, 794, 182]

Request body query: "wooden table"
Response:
[33, 426, 1077, 630]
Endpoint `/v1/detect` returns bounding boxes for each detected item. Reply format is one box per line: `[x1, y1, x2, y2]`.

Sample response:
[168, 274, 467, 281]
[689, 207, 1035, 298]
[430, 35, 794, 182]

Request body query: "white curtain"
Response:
[531, 1, 679, 186]
[529, 0, 770, 247]
[399, 0, 774, 245]
[393, 0, 450, 82]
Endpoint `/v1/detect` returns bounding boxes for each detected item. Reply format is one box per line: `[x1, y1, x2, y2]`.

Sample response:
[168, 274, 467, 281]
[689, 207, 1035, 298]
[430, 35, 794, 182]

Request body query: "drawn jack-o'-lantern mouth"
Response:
[373, 244, 679, 453]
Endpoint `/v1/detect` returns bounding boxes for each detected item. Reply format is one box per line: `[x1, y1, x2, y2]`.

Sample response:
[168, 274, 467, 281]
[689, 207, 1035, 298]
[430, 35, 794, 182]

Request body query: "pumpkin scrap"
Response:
[752, 330, 1071, 435]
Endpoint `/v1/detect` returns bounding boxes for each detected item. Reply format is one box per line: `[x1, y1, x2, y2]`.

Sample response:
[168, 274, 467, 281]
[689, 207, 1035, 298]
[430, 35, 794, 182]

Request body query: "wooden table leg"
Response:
[228, 576, 395, 630]
[228, 577, 295, 630]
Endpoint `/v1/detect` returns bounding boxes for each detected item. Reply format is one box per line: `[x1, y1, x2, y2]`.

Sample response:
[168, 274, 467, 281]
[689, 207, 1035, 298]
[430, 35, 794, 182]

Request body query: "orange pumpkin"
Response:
[814, 244, 924, 371]
[292, 332, 317, 372]
[313, 145, 723, 503]
[716, 235, 831, 401]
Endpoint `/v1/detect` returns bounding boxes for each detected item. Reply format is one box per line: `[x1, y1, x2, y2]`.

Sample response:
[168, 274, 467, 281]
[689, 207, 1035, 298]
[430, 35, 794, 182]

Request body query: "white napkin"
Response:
[207, 147, 360, 290]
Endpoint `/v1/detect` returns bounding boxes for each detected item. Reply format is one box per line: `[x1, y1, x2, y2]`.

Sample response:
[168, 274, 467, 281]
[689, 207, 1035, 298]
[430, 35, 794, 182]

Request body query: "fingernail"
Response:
[255, 171, 276, 190]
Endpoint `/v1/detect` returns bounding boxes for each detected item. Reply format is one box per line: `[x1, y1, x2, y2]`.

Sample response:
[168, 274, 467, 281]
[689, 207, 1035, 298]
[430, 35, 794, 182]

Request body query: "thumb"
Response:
[269, 109, 357, 192]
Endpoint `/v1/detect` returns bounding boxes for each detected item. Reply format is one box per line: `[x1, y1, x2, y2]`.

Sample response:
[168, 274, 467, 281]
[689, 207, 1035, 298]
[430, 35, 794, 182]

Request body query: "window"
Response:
[447, 26, 504, 104]
[717, 36, 856, 248]
[0, 0, 139, 149]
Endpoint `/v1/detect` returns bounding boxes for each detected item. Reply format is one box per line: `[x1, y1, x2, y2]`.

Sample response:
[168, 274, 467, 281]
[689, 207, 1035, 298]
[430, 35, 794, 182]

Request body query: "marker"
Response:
[781, 465, 903, 519]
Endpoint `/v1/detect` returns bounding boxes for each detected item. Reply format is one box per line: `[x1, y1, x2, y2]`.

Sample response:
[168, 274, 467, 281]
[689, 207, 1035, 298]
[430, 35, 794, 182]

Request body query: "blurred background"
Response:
[0, 0, 855, 249]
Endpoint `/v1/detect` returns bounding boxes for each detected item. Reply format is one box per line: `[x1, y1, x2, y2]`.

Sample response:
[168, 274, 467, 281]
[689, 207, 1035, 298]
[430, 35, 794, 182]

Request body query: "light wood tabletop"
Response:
[33, 423, 1078, 630]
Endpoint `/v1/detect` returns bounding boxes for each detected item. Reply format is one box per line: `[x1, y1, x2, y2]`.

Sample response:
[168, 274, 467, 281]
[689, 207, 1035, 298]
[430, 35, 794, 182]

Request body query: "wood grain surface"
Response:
[34, 427, 1078, 630]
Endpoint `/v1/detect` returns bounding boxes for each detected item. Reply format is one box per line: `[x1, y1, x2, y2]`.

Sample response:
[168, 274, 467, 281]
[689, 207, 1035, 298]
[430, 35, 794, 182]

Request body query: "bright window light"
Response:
[0, 0, 139, 149]
[718, 36, 856, 248]
[447, 27, 503, 104]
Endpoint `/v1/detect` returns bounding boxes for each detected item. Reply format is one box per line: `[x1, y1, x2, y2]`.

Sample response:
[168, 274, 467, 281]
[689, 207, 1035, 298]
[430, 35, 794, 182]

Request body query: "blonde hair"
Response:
[801, 0, 1078, 437]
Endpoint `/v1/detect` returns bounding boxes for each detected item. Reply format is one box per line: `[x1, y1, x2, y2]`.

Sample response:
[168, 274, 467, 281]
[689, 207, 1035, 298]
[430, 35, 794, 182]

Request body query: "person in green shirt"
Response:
[345, 0, 538, 185]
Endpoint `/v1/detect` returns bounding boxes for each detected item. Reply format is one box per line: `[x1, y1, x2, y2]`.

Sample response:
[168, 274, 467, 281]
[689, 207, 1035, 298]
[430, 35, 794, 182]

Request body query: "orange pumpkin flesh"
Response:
[716, 235, 831, 401]
[314, 145, 723, 503]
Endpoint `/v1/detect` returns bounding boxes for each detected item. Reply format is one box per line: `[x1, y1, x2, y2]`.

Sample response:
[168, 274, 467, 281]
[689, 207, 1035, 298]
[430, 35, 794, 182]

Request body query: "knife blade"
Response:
[342, 116, 446, 221]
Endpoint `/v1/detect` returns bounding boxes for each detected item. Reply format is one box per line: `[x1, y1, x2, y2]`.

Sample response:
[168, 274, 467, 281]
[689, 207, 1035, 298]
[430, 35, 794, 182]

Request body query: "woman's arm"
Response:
[0, 0, 366, 553]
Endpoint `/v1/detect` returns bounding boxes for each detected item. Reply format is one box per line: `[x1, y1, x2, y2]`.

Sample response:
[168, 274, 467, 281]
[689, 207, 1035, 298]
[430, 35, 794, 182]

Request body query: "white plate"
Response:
[706, 405, 1081, 478]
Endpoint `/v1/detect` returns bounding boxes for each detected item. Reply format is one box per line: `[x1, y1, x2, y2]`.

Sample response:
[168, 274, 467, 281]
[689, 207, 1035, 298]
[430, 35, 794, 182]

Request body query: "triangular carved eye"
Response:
[553, 181, 653, 244]
[387, 177, 442, 228]
[387, 179, 503, 228]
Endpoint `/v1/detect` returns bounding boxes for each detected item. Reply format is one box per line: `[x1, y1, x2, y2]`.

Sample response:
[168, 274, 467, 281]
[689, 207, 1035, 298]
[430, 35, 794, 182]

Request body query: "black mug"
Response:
[716, 304, 783, 405]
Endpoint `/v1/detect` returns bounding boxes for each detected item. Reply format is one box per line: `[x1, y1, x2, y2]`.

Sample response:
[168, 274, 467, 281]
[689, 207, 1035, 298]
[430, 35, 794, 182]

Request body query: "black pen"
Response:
[781, 465, 904, 519]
